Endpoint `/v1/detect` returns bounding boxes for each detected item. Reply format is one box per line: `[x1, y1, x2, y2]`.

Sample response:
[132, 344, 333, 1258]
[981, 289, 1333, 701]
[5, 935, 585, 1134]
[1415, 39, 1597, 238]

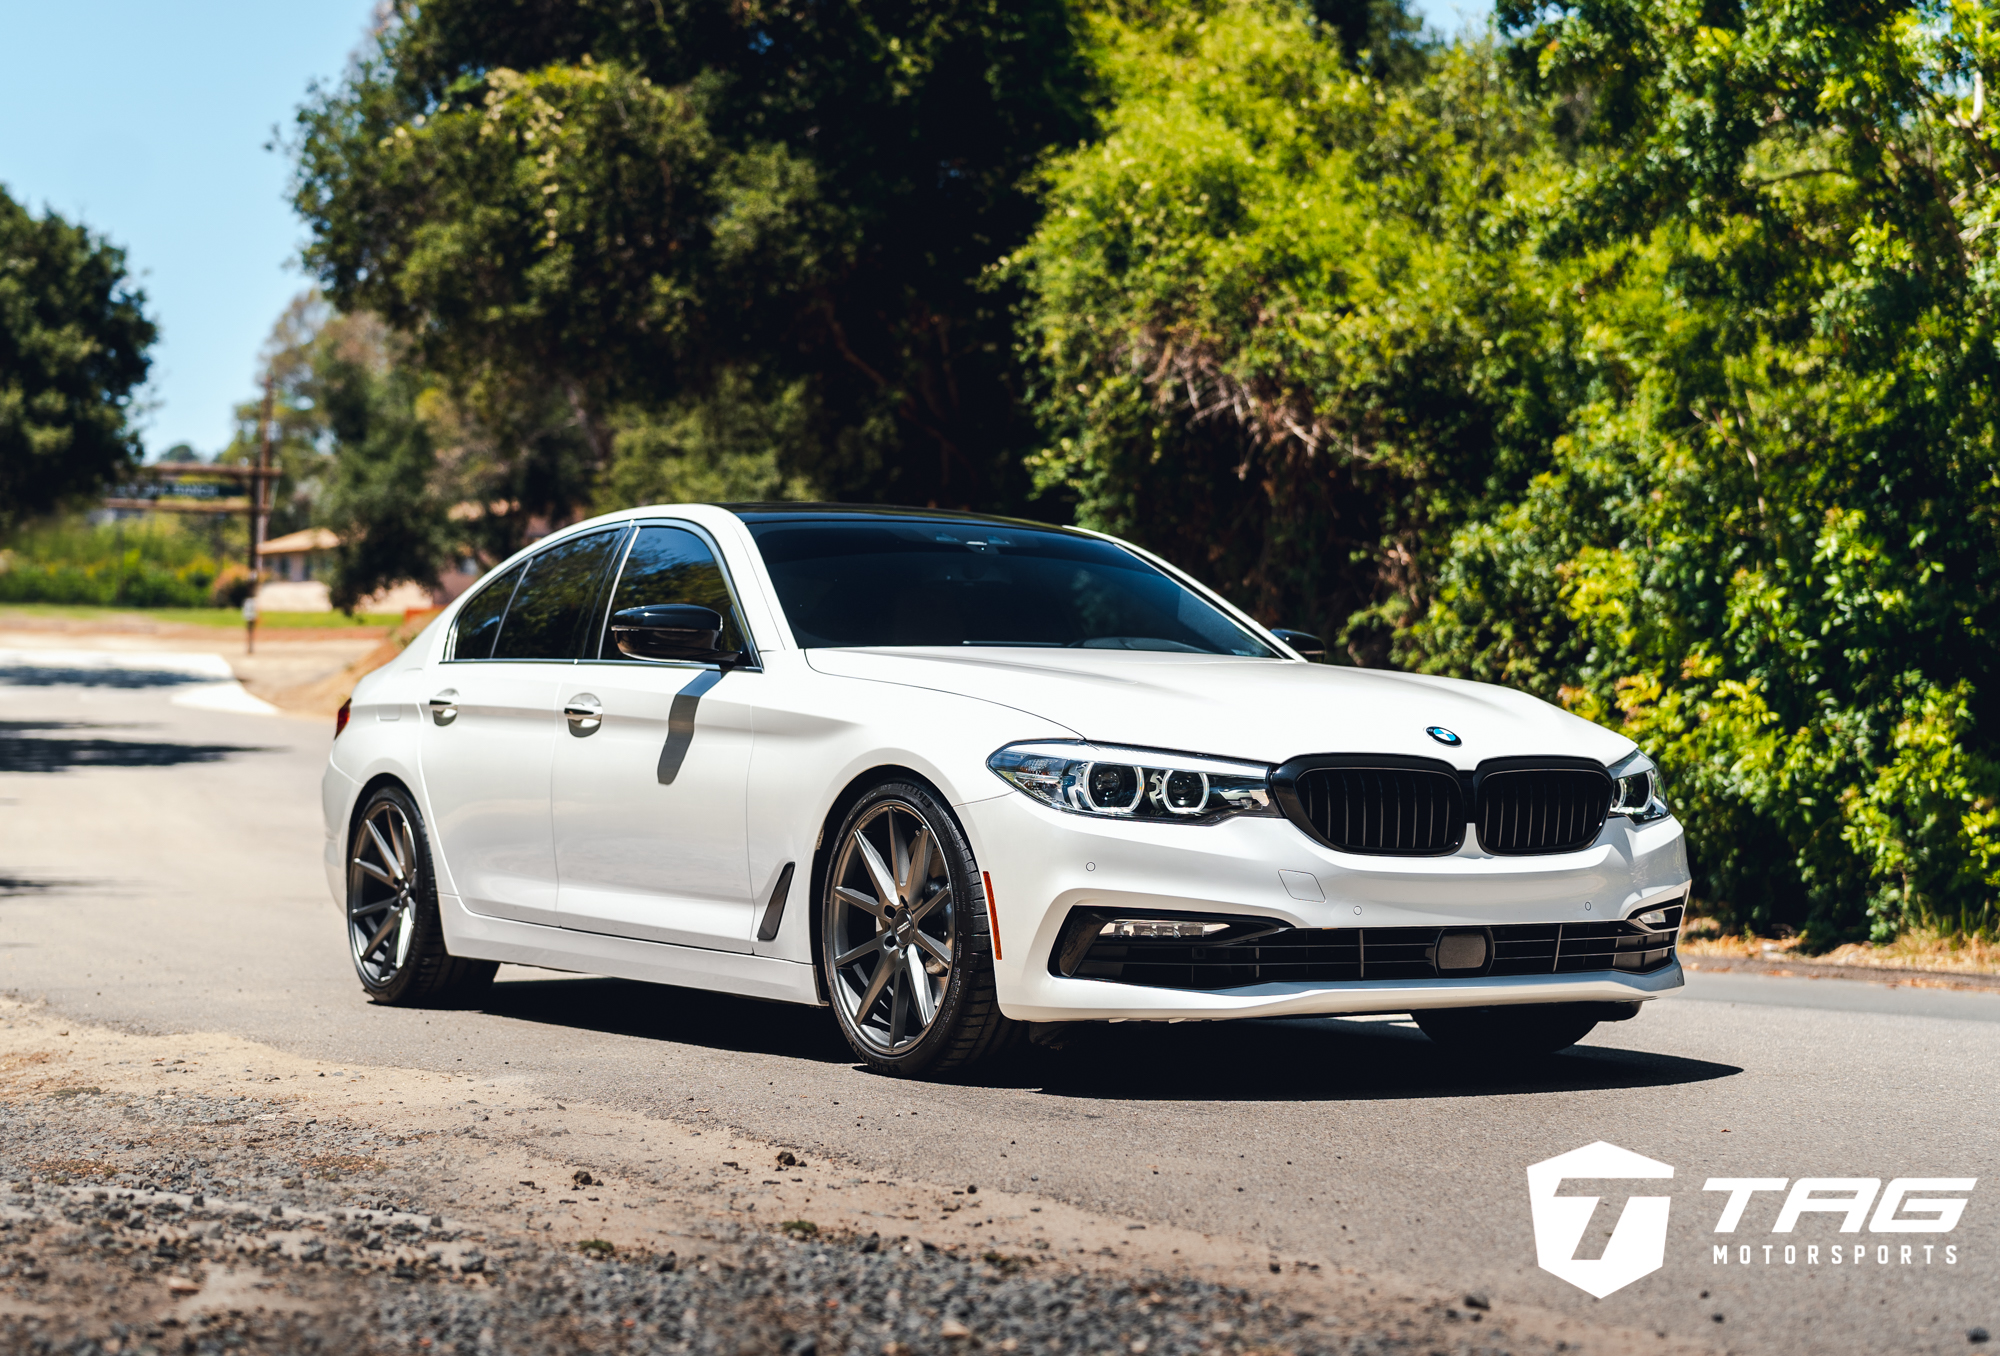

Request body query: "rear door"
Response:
[551, 522, 758, 951]
[418, 528, 625, 926]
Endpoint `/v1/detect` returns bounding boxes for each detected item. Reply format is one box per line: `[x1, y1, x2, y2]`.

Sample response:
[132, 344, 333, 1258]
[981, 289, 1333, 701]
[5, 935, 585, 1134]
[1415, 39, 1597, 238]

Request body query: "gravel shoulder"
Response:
[0, 1000, 1713, 1356]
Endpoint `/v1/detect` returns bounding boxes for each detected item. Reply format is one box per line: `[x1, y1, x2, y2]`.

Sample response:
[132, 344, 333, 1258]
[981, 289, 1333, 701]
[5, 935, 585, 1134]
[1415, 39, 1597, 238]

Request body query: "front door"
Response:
[552, 522, 758, 951]
[417, 528, 625, 926]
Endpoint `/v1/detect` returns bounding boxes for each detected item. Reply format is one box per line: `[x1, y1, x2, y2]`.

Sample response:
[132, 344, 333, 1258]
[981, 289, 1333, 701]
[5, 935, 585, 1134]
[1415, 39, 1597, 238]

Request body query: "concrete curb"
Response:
[1683, 954, 2000, 992]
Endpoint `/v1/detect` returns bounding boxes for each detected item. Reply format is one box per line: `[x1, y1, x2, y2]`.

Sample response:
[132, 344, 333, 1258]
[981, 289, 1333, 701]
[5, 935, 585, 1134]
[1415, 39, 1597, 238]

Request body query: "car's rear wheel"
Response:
[820, 780, 1017, 1078]
[1414, 1003, 1603, 1059]
[346, 784, 496, 1006]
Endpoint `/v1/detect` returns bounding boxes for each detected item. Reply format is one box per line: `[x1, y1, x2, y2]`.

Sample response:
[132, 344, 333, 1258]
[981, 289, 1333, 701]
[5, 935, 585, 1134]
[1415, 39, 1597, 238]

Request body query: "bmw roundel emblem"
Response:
[1426, 726, 1462, 747]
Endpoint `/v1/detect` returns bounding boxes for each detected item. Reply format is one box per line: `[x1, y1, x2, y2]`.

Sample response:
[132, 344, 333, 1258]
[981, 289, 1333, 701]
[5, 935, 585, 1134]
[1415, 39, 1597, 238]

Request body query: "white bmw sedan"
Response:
[323, 503, 1690, 1077]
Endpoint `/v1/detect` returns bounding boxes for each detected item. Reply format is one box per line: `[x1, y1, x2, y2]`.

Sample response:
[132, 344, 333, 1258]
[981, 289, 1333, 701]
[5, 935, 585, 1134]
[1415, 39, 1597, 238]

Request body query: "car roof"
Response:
[714, 502, 1094, 536]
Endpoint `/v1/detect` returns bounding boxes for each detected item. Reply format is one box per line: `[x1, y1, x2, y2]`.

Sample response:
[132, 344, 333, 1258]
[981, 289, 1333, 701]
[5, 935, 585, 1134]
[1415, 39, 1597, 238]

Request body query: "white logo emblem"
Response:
[1528, 1141, 1675, 1297]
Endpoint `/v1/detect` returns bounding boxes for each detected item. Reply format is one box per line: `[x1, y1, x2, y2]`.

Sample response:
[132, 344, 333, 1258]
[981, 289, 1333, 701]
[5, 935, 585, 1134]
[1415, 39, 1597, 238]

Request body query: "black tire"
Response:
[1414, 1003, 1603, 1059]
[819, 779, 1019, 1078]
[346, 784, 497, 1006]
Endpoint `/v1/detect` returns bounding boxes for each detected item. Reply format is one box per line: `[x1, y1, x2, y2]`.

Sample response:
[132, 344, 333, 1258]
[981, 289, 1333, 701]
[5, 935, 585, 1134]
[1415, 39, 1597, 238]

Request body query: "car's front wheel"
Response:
[820, 780, 1017, 1078]
[346, 784, 497, 1006]
[1414, 1002, 1605, 1059]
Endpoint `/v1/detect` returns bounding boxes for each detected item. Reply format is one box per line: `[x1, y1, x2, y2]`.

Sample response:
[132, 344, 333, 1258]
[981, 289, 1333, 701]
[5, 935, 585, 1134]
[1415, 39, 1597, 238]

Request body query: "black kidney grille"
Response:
[1064, 907, 1683, 991]
[1476, 768, 1612, 855]
[1292, 766, 1464, 855]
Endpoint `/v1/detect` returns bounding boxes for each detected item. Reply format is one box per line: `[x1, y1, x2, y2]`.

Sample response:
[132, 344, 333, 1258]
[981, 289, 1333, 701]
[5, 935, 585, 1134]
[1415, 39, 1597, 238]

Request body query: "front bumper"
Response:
[960, 789, 1692, 1023]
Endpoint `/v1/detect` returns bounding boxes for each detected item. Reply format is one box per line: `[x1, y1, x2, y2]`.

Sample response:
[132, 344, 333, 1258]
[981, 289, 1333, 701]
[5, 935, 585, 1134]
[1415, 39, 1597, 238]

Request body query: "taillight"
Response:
[335, 698, 351, 739]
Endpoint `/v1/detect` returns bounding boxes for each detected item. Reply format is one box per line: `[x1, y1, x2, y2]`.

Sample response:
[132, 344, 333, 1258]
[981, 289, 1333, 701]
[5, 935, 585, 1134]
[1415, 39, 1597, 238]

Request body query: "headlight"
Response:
[987, 741, 1278, 825]
[1607, 750, 1670, 823]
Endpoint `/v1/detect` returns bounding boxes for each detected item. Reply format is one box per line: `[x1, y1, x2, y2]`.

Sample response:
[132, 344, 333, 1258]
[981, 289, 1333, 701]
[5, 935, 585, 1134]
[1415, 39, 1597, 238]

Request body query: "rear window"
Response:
[492, 529, 624, 661]
[745, 519, 1274, 656]
[448, 561, 524, 660]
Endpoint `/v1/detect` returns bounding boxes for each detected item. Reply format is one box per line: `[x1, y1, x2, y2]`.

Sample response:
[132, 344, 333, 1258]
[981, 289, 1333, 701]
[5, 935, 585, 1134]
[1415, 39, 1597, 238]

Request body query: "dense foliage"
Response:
[0, 186, 156, 527]
[0, 517, 220, 608]
[1436, 0, 2000, 940]
[1019, 0, 2000, 941]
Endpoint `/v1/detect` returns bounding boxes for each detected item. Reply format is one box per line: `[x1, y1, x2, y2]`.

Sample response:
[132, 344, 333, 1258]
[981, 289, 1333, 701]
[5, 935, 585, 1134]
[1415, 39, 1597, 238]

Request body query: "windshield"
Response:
[744, 519, 1278, 656]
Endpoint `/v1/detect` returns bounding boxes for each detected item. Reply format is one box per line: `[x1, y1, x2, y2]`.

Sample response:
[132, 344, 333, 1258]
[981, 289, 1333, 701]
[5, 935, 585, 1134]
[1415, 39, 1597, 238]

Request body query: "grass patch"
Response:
[0, 603, 400, 629]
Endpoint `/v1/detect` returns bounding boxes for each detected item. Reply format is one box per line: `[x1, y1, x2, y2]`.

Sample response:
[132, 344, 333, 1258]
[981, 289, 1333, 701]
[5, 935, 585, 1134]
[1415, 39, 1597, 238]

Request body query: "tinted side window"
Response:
[492, 530, 624, 661]
[594, 525, 748, 660]
[449, 561, 524, 661]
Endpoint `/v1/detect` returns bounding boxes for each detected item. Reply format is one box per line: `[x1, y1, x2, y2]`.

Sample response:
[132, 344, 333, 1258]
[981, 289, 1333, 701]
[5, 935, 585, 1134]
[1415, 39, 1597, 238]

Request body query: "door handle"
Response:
[564, 693, 603, 736]
[428, 689, 459, 727]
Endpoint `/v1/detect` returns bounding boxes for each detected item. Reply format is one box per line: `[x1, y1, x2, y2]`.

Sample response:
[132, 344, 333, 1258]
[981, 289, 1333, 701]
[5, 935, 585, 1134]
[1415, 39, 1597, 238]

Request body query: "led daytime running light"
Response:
[988, 741, 1277, 826]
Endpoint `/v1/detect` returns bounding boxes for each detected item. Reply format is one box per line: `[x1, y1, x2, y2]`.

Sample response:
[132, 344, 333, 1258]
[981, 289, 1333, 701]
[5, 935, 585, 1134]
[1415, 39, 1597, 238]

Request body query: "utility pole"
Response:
[246, 375, 275, 655]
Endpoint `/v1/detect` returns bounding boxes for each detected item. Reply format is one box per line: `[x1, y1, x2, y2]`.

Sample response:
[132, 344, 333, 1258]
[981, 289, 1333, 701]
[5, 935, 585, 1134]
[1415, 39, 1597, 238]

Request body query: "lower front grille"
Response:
[1061, 906, 1682, 991]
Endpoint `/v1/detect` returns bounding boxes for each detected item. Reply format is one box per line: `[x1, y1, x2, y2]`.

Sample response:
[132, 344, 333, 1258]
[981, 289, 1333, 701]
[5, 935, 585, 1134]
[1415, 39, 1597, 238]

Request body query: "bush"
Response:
[0, 517, 222, 608]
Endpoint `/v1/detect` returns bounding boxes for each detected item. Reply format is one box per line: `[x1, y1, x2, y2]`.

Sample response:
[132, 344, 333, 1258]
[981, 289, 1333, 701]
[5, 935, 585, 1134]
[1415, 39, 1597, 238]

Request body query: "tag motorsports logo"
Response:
[1527, 1141, 1977, 1298]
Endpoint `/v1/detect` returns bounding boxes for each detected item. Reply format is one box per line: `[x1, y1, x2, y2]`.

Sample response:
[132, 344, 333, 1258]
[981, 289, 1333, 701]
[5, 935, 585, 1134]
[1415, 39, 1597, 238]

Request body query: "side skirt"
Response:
[439, 893, 824, 1007]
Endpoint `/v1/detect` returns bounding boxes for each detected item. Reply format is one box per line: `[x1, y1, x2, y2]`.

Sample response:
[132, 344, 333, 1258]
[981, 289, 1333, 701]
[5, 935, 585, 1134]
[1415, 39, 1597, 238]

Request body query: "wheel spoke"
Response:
[912, 931, 951, 966]
[834, 935, 881, 968]
[854, 953, 896, 1025]
[834, 884, 884, 917]
[906, 948, 936, 1027]
[396, 816, 418, 881]
[909, 883, 950, 924]
[350, 897, 398, 919]
[888, 963, 910, 1045]
[352, 858, 396, 887]
[362, 909, 403, 960]
[854, 830, 900, 910]
[364, 817, 406, 883]
[900, 826, 931, 905]
[887, 810, 908, 897]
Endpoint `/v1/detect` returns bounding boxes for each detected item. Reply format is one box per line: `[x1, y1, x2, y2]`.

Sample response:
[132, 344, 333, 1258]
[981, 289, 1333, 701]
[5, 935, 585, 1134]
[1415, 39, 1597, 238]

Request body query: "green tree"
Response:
[0, 185, 156, 526]
[1017, 1, 1566, 665]
[291, 0, 1096, 512]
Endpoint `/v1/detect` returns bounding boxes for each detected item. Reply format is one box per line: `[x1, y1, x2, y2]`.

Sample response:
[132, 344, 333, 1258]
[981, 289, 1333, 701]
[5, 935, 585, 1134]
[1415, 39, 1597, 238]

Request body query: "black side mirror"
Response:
[1271, 628, 1328, 663]
[610, 605, 740, 665]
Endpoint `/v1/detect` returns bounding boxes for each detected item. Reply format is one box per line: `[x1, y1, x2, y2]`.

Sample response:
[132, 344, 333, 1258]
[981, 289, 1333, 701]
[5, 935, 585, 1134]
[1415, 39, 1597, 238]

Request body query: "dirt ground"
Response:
[0, 999, 1715, 1356]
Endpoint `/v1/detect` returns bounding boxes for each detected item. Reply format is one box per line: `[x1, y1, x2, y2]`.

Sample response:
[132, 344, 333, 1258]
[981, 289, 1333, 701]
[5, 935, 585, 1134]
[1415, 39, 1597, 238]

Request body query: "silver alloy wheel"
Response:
[348, 800, 420, 988]
[827, 799, 956, 1055]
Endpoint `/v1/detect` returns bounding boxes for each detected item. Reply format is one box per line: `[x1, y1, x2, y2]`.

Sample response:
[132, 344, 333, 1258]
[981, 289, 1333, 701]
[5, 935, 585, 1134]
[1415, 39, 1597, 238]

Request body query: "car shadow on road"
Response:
[478, 976, 856, 1064]
[1028, 1016, 1741, 1102]
[471, 976, 1739, 1099]
[0, 721, 267, 774]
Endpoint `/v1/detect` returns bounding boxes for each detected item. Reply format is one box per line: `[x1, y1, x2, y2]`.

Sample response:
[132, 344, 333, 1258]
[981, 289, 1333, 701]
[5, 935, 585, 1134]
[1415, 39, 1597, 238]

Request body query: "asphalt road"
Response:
[3, 647, 1994, 1355]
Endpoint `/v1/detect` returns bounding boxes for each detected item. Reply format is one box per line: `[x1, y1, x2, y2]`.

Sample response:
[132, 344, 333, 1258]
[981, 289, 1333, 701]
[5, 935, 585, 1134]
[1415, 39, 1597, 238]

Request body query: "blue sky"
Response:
[0, 0, 1484, 462]
[0, 1, 377, 458]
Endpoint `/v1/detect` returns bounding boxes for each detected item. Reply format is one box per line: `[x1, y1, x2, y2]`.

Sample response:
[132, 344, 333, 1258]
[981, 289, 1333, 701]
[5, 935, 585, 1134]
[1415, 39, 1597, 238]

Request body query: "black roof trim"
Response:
[714, 502, 1090, 535]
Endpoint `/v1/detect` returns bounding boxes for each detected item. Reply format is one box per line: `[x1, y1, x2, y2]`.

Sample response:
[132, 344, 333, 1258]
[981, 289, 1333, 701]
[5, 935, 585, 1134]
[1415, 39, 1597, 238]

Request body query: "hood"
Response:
[804, 648, 1634, 769]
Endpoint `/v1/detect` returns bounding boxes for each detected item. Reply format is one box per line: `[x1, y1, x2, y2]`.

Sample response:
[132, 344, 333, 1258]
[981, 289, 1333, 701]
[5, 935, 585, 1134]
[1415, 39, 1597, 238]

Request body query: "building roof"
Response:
[257, 527, 341, 555]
